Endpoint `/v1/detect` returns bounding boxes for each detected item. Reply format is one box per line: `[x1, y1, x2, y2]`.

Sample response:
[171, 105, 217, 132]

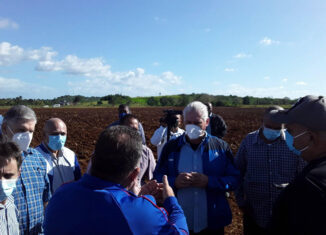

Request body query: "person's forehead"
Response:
[0, 158, 18, 173]
[47, 121, 67, 133]
[185, 111, 203, 121]
[13, 119, 36, 130]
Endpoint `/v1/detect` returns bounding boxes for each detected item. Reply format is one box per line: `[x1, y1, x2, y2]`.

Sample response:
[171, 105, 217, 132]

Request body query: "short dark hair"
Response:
[118, 104, 129, 110]
[90, 126, 142, 183]
[120, 114, 138, 126]
[0, 142, 22, 169]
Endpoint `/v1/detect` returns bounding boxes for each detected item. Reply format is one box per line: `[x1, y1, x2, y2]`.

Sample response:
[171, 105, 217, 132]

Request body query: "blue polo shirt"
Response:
[44, 174, 188, 235]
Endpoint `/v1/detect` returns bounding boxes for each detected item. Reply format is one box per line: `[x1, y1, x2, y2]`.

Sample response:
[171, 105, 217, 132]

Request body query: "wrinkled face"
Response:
[184, 111, 209, 131]
[45, 121, 67, 143]
[0, 158, 20, 180]
[126, 118, 139, 131]
[3, 119, 36, 140]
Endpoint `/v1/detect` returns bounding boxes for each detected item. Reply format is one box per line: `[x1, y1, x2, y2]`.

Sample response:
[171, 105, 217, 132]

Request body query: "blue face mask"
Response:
[284, 130, 308, 156]
[263, 127, 281, 141]
[0, 179, 17, 202]
[48, 135, 67, 151]
[119, 112, 127, 120]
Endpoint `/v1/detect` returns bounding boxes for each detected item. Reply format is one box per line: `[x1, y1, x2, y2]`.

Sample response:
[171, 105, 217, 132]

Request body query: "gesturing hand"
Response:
[163, 175, 175, 202]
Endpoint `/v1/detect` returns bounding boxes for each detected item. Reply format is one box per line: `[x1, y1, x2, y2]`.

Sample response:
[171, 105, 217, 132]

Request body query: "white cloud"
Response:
[0, 41, 183, 97]
[282, 78, 288, 82]
[296, 81, 307, 86]
[0, 18, 19, 29]
[259, 37, 280, 46]
[264, 76, 270, 80]
[234, 53, 252, 59]
[0, 76, 56, 98]
[224, 68, 236, 72]
[0, 42, 57, 66]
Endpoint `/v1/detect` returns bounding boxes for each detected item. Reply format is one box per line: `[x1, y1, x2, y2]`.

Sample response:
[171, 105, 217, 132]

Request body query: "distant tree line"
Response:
[0, 94, 296, 107]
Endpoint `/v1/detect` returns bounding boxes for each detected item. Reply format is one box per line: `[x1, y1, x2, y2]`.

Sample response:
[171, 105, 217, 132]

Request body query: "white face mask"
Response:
[8, 126, 33, 152]
[186, 124, 204, 140]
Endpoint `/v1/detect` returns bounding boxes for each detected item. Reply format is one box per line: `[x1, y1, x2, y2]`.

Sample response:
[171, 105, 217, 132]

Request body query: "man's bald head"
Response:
[43, 118, 67, 140]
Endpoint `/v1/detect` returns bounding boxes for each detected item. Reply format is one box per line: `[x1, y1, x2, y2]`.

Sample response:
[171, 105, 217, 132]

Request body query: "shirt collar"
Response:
[81, 173, 125, 190]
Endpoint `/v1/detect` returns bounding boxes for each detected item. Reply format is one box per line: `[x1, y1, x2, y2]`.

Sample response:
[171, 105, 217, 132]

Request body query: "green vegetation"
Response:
[0, 94, 296, 108]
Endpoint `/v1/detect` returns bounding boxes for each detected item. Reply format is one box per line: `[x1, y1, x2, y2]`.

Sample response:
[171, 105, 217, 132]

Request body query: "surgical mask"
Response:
[0, 179, 17, 202]
[8, 126, 33, 152]
[186, 124, 204, 140]
[48, 135, 67, 151]
[284, 130, 309, 156]
[263, 127, 281, 141]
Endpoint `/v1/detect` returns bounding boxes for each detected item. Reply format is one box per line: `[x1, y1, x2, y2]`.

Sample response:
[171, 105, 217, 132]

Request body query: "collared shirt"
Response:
[35, 143, 81, 194]
[0, 195, 19, 235]
[44, 174, 188, 235]
[235, 129, 306, 228]
[12, 148, 51, 235]
[138, 145, 156, 185]
[177, 134, 208, 233]
[150, 126, 185, 159]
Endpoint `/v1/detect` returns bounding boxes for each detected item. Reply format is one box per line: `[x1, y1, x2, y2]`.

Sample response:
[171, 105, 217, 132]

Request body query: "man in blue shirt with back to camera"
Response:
[44, 125, 188, 235]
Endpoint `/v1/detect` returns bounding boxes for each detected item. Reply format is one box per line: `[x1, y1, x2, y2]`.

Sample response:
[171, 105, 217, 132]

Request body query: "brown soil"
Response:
[0, 106, 264, 235]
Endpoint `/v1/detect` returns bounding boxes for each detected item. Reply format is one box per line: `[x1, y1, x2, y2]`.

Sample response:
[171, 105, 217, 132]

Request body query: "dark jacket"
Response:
[207, 114, 227, 139]
[154, 134, 240, 230]
[271, 156, 326, 235]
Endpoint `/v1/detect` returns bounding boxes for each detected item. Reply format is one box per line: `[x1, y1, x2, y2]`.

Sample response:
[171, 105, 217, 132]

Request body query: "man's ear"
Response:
[123, 167, 140, 189]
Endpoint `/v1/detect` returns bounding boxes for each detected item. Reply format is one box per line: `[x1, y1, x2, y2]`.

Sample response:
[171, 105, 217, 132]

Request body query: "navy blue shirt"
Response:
[44, 174, 188, 235]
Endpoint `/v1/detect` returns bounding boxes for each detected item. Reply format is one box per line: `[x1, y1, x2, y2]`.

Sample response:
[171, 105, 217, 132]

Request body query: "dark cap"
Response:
[270, 95, 326, 131]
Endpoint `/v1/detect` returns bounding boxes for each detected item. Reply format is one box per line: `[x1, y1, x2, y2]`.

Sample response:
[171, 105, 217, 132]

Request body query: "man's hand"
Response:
[191, 172, 208, 188]
[139, 180, 158, 196]
[175, 172, 193, 189]
[163, 175, 175, 202]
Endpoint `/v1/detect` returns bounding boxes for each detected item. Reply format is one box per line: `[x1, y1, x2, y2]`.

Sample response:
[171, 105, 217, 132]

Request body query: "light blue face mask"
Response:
[263, 127, 281, 140]
[48, 134, 67, 151]
[284, 130, 309, 156]
[0, 179, 17, 202]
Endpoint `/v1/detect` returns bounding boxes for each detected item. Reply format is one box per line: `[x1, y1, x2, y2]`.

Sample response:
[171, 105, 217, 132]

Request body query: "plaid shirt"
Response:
[235, 129, 306, 228]
[13, 148, 51, 235]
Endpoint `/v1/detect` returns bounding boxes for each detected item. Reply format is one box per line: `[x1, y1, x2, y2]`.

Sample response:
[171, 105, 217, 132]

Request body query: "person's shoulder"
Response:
[164, 134, 184, 149]
[62, 146, 76, 156]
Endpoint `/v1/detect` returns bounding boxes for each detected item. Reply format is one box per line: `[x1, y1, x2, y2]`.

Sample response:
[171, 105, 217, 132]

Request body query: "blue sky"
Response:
[0, 0, 325, 99]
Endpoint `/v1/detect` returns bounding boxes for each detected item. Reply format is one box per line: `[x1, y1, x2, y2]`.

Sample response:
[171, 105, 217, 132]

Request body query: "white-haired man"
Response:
[1, 105, 51, 234]
[154, 101, 240, 235]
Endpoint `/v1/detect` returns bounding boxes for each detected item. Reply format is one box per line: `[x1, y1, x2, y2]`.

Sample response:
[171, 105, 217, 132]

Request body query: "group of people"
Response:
[0, 96, 325, 235]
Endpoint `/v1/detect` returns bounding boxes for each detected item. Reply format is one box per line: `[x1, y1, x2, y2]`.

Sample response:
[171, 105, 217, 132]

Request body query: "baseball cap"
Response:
[269, 95, 326, 131]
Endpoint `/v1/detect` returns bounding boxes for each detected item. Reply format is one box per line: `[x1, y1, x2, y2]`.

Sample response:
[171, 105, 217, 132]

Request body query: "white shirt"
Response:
[150, 126, 184, 159]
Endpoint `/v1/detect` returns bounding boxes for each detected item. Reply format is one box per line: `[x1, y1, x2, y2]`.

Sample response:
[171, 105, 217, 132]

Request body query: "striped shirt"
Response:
[0, 195, 19, 235]
[235, 129, 306, 228]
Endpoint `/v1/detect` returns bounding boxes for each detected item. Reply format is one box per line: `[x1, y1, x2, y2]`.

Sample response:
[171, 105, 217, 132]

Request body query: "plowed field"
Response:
[0, 107, 265, 235]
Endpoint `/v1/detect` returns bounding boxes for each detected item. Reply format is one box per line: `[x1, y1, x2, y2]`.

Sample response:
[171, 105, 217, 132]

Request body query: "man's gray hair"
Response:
[3, 105, 37, 125]
[183, 101, 208, 121]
